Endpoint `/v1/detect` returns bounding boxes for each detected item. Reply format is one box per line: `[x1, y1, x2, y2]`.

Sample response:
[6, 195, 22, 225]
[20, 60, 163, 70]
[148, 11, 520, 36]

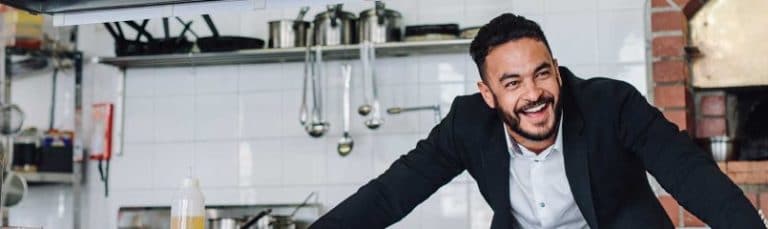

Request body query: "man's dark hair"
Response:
[470, 13, 552, 81]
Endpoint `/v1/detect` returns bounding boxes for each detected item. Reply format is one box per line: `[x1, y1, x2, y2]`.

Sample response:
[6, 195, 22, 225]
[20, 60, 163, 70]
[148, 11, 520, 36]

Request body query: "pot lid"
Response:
[359, 8, 402, 18]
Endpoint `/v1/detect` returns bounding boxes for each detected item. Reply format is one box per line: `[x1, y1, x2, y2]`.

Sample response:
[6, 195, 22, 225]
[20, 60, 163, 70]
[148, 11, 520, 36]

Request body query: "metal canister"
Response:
[268, 20, 310, 48]
[270, 215, 295, 229]
[313, 4, 357, 46]
[358, 1, 402, 43]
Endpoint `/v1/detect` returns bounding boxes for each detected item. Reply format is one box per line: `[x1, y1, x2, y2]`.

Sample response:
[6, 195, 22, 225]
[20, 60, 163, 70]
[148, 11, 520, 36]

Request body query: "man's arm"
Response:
[310, 98, 466, 228]
[617, 84, 763, 228]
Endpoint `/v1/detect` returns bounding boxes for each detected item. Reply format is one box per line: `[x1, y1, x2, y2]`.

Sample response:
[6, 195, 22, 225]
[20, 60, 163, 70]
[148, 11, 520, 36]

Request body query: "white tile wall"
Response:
[195, 65, 239, 94]
[545, 12, 599, 65]
[195, 94, 240, 140]
[152, 143, 196, 188]
[195, 141, 240, 187]
[239, 139, 283, 186]
[154, 96, 195, 142]
[8, 0, 650, 228]
[240, 92, 284, 138]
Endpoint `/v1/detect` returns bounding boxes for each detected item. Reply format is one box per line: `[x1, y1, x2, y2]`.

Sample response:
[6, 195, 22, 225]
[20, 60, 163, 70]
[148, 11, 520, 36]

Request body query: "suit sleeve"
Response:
[617, 85, 764, 229]
[310, 97, 466, 229]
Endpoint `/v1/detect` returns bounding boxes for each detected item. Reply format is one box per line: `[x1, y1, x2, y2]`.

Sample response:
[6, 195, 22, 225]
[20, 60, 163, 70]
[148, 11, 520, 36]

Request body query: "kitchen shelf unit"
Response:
[17, 171, 75, 184]
[96, 39, 473, 68]
[2, 46, 84, 228]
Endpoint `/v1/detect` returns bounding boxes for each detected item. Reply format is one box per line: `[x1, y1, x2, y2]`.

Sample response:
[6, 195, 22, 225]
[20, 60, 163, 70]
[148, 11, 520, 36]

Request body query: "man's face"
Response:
[477, 38, 562, 141]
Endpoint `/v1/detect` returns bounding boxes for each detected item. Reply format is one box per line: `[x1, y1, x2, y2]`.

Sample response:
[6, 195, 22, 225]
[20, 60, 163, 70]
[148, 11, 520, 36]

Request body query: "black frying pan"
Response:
[105, 21, 148, 56]
[196, 14, 264, 52]
[405, 24, 460, 37]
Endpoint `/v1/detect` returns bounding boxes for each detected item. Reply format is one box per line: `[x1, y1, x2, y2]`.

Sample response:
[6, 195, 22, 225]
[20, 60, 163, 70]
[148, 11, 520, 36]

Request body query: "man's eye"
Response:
[505, 81, 520, 88]
[536, 71, 551, 78]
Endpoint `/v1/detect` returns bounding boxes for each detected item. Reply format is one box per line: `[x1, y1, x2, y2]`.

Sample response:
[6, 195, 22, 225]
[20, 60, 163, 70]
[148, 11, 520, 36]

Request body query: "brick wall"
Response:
[651, 0, 696, 132]
[649, 0, 731, 227]
[696, 92, 728, 138]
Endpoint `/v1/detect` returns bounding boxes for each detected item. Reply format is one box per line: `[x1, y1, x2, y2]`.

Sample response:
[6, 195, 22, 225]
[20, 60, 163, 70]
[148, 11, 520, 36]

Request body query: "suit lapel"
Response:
[481, 116, 514, 227]
[560, 69, 600, 228]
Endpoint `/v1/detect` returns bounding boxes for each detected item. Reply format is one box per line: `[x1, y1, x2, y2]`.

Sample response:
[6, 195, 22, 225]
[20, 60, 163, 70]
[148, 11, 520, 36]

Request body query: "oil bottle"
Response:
[170, 173, 205, 229]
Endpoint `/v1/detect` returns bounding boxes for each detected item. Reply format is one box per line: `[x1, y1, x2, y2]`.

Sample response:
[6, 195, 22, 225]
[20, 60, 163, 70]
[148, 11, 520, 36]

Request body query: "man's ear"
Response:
[477, 80, 497, 109]
[553, 59, 562, 87]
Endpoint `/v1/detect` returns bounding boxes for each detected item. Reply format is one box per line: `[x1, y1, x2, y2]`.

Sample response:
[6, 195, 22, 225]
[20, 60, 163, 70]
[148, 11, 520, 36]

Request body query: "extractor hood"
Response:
[0, 0, 213, 14]
[0, 0, 360, 26]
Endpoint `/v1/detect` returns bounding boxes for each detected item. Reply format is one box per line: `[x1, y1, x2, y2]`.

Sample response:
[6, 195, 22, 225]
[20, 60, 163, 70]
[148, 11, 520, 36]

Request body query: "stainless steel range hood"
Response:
[0, 0, 213, 14]
[0, 0, 359, 26]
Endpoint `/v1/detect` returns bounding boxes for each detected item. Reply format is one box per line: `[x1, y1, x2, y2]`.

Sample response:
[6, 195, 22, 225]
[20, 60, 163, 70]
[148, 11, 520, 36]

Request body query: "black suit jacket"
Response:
[311, 67, 764, 229]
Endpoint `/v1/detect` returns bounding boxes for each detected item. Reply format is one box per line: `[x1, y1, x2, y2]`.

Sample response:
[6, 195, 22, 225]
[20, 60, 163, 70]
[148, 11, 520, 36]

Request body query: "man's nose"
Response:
[520, 79, 543, 102]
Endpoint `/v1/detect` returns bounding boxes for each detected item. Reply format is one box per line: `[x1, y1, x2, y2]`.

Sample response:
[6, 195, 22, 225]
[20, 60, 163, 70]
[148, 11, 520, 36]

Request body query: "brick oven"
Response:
[650, 0, 768, 226]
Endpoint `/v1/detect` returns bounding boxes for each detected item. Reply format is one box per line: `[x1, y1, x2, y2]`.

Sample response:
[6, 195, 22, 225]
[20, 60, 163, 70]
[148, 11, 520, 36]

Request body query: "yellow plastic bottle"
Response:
[170, 175, 205, 229]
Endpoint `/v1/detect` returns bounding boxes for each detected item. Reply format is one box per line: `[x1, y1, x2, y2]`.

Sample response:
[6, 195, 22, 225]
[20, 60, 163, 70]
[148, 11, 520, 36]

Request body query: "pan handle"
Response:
[102, 23, 120, 41]
[124, 20, 154, 42]
[175, 17, 200, 39]
[113, 22, 125, 40]
[134, 19, 150, 41]
[239, 209, 272, 229]
[162, 18, 170, 39]
[201, 14, 220, 37]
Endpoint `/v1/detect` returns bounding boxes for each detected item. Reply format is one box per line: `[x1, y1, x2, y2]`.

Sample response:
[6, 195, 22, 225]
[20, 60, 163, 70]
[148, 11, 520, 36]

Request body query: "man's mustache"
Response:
[516, 96, 555, 113]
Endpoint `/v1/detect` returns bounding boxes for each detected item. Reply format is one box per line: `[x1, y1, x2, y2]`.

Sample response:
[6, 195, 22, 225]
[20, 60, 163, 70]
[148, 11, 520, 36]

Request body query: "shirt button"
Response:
[539, 202, 546, 208]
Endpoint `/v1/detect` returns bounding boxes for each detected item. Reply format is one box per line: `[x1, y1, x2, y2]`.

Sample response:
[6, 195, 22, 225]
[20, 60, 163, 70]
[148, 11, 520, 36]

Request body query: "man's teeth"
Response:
[523, 103, 546, 113]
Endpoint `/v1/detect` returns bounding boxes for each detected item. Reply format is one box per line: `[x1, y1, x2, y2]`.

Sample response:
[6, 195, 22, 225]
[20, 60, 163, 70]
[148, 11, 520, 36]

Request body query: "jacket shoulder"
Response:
[450, 93, 496, 122]
[565, 74, 645, 118]
[569, 76, 641, 101]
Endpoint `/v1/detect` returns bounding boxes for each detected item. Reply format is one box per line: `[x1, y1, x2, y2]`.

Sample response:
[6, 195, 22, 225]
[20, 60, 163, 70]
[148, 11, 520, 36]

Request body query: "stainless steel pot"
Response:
[269, 7, 311, 48]
[313, 4, 357, 46]
[358, 1, 402, 43]
[209, 209, 271, 229]
[268, 20, 310, 48]
[268, 215, 295, 229]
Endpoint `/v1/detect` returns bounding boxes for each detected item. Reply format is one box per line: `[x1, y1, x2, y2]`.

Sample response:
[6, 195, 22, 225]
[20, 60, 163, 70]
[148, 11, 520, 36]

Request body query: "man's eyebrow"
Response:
[534, 62, 552, 73]
[497, 62, 552, 83]
[499, 73, 520, 83]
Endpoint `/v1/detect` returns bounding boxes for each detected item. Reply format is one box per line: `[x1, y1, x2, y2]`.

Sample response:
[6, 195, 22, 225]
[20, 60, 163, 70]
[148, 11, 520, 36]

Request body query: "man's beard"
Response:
[495, 94, 562, 141]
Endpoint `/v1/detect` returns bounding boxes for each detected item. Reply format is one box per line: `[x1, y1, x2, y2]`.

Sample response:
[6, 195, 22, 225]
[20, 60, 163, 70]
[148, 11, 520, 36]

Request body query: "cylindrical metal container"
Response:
[268, 20, 310, 48]
[358, 1, 402, 43]
[313, 5, 357, 46]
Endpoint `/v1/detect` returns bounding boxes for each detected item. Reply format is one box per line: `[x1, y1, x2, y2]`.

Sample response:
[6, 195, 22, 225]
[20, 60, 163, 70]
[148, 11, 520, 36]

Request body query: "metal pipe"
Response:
[72, 52, 84, 229]
[386, 105, 441, 123]
[0, 46, 13, 217]
[49, 68, 59, 130]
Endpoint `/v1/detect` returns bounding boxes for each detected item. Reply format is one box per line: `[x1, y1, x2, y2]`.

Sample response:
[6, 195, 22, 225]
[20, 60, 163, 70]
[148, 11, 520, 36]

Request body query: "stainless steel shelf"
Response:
[96, 39, 472, 68]
[17, 171, 74, 184]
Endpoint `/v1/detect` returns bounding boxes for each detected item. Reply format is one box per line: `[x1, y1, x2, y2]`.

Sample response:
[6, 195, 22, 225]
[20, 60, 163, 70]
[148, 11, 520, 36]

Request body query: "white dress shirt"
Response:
[504, 117, 589, 229]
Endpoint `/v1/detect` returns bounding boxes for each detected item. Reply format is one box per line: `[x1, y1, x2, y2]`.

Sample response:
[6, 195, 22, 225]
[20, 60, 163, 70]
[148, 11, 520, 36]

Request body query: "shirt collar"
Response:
[503, 113, 564, 161]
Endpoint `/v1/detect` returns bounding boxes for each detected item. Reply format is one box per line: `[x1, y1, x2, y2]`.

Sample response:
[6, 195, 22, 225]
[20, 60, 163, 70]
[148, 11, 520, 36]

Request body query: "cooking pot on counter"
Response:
[209, 209, 271, 229]
[358, 1, 403, 43]
[313, 4, 357, 46]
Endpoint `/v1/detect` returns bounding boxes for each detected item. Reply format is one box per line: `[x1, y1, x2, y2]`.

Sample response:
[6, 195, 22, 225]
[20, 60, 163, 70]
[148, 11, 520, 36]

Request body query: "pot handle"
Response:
[327, 4, 343, 28]
[240, 209, 272, 229]
[292, 6, 310, 31]
[375, 1, 386, 25]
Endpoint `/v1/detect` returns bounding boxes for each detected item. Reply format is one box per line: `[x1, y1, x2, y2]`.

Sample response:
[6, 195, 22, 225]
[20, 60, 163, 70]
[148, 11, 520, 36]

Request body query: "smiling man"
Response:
[310, 14, 764, 229]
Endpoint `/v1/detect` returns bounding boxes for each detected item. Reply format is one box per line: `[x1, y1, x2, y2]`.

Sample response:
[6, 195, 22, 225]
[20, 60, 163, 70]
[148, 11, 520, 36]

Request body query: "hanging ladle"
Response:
[364, 42, 383, 129]
[338, 64, 354, 156]
[306, 46, 329, 137]
[357, 41, 372, 116]
[299, 40, 311, 126]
